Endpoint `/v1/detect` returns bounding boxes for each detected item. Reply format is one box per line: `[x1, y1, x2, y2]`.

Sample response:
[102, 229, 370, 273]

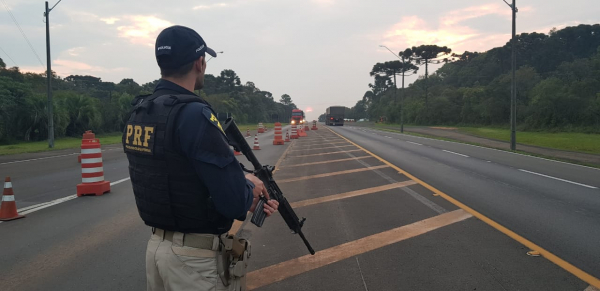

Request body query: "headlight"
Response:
[291, 120, 295, 124]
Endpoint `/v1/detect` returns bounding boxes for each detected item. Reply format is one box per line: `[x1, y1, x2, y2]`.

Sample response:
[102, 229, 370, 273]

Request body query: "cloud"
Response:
[48, 59, 129, 77]
[116, 15, 173, 46]
[67, 47, 85, 57]
[100, 17, 120, 24]
[193, 3, 231, 10]
[382, 3, 532, 53]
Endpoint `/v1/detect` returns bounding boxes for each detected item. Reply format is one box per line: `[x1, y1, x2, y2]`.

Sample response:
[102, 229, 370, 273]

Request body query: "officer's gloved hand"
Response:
[245, 174, 279, 216]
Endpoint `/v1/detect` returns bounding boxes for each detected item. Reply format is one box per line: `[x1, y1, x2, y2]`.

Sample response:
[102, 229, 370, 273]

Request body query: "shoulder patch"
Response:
[203, 108, 225, 134]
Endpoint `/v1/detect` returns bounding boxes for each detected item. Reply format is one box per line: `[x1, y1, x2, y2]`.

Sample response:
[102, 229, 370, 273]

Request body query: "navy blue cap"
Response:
[155, 25, 217, 69]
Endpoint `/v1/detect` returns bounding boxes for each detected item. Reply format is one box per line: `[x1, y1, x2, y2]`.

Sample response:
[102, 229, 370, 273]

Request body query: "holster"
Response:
[217, 234, 251, 291]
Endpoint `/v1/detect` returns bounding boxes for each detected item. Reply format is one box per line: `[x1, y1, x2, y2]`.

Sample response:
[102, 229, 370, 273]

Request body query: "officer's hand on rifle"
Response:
[245, 174, 279, 216]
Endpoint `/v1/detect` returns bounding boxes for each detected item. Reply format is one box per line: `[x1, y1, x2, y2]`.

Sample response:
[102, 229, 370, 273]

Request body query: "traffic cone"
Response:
[234, 147, 242, 156]
[77, 138, 110, 196]
[246, 129, 251, 137]
[285, 130, 291, 142]
[273, 122, 284, 145]
[253, 134, 261, 150]
[291, 124, 299, 139]
[258, 123, 265, 133]
[78, 130, 96, 163]
[311, 120, 318, 130]
[0, 177, 25, 221]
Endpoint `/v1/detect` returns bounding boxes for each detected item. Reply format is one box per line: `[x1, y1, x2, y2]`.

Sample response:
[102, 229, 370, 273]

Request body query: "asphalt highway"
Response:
[331, 126, 600, 278]
[0, 124, 597, 290]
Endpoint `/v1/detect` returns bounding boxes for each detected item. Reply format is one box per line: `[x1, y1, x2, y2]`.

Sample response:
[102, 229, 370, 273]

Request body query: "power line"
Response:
[0, 46, 18, 67]
[1, 0, 45, 68]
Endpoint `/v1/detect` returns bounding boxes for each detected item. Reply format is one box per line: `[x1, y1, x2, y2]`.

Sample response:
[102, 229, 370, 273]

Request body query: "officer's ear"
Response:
[195, 56, 206, 74]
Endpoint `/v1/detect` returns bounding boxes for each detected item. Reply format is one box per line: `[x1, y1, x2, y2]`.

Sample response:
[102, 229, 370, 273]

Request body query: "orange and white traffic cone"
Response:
[233, 147, 242, 156]
[258, 123, 265, 134]
[77, 138, 110, 196]
[253, 134, 261, 150]
[311, 120, 318, 130]
[246, 129, 251, 137]
[78, 130, 96, 163]
[273, 122, 284, 145]
[291, 124, 299, 139]
[285, 130, 291, 142]
[0, 177, 25, 221]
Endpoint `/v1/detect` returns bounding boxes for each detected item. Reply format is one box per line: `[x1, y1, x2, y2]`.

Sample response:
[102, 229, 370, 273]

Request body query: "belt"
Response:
[153, 228, 217, 250]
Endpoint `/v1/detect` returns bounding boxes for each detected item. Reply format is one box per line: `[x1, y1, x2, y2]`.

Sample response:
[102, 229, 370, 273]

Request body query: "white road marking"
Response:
[442, 150, 469, 158]
[584, 285, 600, 291]
[0, 153, 78, 165]
[518, 169, 597, 189]
[406, 141, 422, 146]
[385, 136, 392, 139]
[10, 177, 132, 218]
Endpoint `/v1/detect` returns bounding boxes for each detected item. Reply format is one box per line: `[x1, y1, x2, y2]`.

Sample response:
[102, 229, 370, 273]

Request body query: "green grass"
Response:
[458, 127, 600, 154]
[0, 133, 123, 156]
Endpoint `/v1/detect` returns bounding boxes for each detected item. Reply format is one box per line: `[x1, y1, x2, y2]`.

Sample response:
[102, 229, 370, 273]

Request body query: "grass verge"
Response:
[0, 133, 123, 156]
[458, 127, 600, 155]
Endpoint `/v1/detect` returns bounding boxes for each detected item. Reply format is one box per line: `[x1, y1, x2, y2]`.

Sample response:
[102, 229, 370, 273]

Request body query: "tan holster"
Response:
[217, 234, 251, 291]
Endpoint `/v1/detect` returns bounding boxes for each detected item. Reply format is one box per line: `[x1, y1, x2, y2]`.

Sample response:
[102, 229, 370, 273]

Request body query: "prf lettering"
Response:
[125, 125, 154, 147]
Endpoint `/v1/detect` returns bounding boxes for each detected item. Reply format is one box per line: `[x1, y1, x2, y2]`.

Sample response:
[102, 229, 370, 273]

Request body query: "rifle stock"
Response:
[223, 118, 315, 255]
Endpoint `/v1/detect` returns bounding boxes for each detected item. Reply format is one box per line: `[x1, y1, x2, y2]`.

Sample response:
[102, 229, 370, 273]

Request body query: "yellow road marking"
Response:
[290, 180, 417, 208]
[246, 209, 472, 290]
[278, 156, 373, 168]
[278, 165, 388, 183]
[286, 149, 363, 158]
[327, 127, 600, 288]
[294, 140, 348, 146]
[288, 144, 356, 152]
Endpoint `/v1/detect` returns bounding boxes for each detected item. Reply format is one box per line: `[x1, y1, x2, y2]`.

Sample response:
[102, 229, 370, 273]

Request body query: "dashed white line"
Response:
[518, 169, 597, 189]
[442, 150, 469, 158]
[406, 141, 422, 146]
[385, 136, 392, 139]
[0, 153, 79, 165]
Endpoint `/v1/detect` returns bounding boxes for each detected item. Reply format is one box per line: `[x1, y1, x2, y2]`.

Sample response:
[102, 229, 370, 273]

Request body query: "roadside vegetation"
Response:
[0, 61, 298, 147]
[0, 133, 123, 156]
[330, 24, 600, 137]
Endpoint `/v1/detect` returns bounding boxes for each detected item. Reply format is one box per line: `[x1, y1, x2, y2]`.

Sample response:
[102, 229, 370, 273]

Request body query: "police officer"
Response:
[122, 25, 279, 291]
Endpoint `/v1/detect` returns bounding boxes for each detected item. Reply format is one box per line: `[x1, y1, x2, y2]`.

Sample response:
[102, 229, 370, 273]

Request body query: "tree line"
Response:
[0, 65, 296, 143]
[346, 24, 600, 132]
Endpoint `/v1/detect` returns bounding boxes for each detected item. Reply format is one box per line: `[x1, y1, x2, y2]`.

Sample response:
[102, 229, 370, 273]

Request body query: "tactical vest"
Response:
[122, 94, 232, 234]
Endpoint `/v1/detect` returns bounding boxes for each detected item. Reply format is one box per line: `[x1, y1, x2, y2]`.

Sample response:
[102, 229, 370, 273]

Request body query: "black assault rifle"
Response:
[223, 118, 315, 255]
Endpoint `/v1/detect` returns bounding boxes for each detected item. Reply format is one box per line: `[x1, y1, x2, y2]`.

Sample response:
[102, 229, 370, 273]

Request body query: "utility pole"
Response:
[44, 0, 61, 148]
[401, 55, 406, 133]
[44, 1, 53, 148]
[504, 0, 518, 150]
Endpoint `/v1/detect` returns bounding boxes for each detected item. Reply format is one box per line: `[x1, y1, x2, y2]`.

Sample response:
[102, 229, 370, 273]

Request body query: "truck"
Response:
[325, 106, 345, 126]
[291, 109, 305, 126]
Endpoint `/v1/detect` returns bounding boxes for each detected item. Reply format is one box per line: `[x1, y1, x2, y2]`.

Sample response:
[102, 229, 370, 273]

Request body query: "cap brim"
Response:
[206, 47, 217, 57]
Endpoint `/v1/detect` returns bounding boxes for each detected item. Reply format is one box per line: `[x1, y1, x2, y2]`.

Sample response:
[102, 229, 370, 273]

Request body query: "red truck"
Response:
[291, 109, 305, 126]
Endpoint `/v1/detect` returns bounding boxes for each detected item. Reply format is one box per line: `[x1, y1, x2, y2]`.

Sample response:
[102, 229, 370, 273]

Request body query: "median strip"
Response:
[246, 209, 472, 290]
[286, 149, 363, 158]
[278, 165, 388, 183]
[289, 180, 417, 208]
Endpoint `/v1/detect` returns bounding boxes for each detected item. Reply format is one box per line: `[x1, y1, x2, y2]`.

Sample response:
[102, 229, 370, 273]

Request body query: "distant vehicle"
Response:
[291, 109, 305, 126]
[325, 106, 345, 126]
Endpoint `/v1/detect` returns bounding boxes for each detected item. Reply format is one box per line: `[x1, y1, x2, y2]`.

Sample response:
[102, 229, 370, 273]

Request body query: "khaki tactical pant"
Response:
[146, 230, 248, 291]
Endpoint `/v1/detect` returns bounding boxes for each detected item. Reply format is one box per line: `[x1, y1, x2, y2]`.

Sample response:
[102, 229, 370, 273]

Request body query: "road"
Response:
[0, 124, 597, 290]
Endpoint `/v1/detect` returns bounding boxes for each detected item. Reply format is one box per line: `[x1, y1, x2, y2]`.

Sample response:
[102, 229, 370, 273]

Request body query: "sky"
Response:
[1, 0, 599, 121]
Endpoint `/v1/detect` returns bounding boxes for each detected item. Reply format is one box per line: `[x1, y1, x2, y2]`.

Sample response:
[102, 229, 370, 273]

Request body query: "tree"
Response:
[409, 45, 453, 112]
[279, 94, 293, 106]
[0, 57, 5, 69]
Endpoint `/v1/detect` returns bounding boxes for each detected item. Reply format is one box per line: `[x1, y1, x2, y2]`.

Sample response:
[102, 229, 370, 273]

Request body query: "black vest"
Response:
[122, 94, 232, 234]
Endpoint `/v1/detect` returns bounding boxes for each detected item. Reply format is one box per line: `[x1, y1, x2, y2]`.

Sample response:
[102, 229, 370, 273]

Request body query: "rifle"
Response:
[223, 118, 315, 255]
